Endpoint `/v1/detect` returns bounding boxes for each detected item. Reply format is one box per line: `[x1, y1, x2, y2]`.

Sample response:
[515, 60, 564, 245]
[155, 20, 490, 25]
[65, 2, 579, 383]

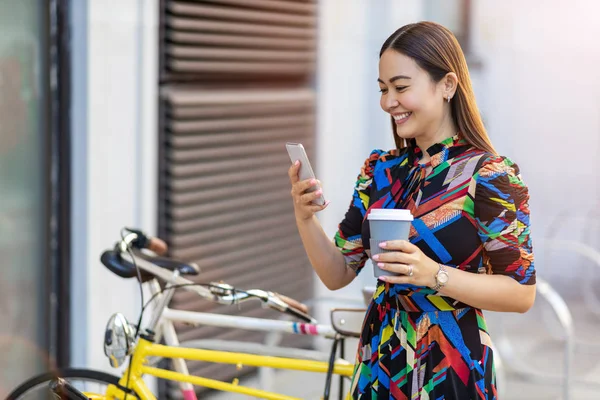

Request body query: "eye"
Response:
[378, 87, 388, 94]
[395, 86, 408, 92]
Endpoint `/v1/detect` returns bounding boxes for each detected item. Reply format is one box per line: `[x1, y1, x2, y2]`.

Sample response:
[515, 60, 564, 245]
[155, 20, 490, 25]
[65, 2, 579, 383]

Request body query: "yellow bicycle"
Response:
[7, 228, 362, 400]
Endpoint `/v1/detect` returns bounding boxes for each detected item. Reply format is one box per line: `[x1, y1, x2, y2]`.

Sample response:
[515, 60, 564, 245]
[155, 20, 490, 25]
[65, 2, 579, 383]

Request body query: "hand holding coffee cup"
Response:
[368, 209, 439, 286]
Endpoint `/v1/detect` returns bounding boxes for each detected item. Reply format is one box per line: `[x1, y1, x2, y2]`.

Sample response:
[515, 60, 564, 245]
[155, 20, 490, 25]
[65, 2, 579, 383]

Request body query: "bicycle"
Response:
[7, 228, 362, 400]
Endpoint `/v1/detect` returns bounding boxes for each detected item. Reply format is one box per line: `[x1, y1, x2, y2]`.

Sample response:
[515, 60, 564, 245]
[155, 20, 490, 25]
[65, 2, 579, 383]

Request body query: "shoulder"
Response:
[474, 154, 530, 204]
[476, 154, 524, 180]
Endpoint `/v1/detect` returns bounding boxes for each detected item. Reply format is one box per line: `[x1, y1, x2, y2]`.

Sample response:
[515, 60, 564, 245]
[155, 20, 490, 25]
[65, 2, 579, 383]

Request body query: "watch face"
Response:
[438, 271, 449, 284]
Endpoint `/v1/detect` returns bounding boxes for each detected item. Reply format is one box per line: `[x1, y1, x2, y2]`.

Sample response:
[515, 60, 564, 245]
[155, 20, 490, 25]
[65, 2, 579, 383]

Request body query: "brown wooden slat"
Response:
[168, 189, 293, 221]
[163, 87, 315, 106]
[170, 219, 298, 255]
[167, 114, 314, 134]
[167, 102, 313, 119]
[168, 166, 288, 193]
[167, 31, 315, 50]
[167, 127, 312, 148]
[193, 251, 308, 292]
[167, 16, 315, 38]
[170, 211, 298, 248]
[168, 176, 289, 206]
[167, 45, 316, 62]
[169, 202, 292, 234]
[167, 140, 310, 162]
[168, 59, 314, 75]
[170, 222, 298, 260]
[185, 237, 303, 290]
[198, 0, 316, 14]
[168, 1, 316, 27]
[167, 153, 292, 178]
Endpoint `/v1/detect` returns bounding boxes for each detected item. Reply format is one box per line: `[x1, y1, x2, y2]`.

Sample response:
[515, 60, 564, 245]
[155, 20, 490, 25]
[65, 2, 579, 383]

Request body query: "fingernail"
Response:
[372, 254, 379, 261]
[379, 242, 387, 248]
[379, 276, 388, 281]
[377, 262, 385, 268]
[324, 200, 331, 207]
[310, 179, 316, 185]
[315, 189, 322, 195]
[294, 160, 299, 166]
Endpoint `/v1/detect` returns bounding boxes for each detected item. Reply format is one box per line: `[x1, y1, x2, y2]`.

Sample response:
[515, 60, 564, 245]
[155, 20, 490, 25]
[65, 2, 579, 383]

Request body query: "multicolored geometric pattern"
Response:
[333, 134, 535, 399]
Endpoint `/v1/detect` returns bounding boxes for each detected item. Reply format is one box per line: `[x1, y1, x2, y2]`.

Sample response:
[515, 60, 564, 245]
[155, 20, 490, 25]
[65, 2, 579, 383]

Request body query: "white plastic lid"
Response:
[367, 208, 414, 221]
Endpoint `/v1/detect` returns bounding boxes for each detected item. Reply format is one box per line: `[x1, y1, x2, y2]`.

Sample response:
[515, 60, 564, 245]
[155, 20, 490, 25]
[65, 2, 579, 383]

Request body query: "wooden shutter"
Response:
[158, 0, 317, 393]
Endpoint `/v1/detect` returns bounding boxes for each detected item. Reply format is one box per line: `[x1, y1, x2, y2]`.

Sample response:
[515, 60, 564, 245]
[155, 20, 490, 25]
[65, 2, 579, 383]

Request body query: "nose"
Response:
[384, 95, 400, 112]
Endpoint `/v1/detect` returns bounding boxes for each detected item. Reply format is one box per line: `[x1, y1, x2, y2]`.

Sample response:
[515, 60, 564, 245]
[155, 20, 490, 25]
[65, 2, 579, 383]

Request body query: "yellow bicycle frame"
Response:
[94, 338, 354, 400]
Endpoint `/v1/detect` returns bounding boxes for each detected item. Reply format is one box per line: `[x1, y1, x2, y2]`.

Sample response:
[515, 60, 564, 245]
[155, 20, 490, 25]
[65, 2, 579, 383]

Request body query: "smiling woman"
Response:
[289, 21, 536, 400]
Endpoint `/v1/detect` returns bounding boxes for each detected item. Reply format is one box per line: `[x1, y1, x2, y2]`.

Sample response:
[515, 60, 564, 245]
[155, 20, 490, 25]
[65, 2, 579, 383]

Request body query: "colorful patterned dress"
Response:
[334, 135, 536, 399]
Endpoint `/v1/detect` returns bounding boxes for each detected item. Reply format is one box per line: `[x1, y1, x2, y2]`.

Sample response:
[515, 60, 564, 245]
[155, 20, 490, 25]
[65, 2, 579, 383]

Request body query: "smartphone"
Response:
[285, 142, 326, 206]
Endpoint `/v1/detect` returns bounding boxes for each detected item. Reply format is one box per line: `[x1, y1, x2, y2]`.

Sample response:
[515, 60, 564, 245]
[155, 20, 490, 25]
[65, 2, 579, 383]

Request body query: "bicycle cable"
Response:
[141, 282, 248, 313]
[120, 227, 145, 399]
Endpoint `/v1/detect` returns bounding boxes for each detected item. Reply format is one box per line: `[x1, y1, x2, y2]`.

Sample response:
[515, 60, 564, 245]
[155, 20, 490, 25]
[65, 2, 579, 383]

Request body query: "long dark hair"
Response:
[380, 21, 496, 155]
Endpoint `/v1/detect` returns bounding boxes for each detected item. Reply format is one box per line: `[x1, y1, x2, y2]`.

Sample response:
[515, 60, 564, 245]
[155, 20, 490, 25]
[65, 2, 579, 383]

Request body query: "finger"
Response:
[307, 203, 327, 213]
[291, 178, 318, 197]
[376, 262, 411, 275]
[288, 160, 301, 183]
[298, 178, 319, 192]
[372, 251, 412, 265]
[300, 189, 323, 204]
[380, 240, 418, 253]
[378, 275, 412, 284]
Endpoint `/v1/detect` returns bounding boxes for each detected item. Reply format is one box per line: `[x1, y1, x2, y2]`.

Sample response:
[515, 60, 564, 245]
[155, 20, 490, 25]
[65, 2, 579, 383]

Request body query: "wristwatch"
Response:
[432, 264, 449, 291]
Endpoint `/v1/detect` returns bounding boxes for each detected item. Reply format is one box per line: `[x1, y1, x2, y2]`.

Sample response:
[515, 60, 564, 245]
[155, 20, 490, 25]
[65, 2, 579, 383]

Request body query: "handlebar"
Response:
[121, 227, 168, 255]
[207, 283, 315, 323]
[102, 228, 315, 324]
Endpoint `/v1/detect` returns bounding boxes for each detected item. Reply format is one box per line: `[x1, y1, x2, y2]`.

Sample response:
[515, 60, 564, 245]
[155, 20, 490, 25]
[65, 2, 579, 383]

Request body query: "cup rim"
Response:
[367, 208, 414, 221]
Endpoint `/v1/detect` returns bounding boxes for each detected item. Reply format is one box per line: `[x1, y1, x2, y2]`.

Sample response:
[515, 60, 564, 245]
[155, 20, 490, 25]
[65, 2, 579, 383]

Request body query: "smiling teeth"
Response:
[393, 112, 411, 120]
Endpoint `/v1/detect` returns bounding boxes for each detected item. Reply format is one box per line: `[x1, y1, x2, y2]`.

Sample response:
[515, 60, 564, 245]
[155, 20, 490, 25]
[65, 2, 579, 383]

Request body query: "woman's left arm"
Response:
[374, 156, 536, 313]
[374, 241, 535, 313]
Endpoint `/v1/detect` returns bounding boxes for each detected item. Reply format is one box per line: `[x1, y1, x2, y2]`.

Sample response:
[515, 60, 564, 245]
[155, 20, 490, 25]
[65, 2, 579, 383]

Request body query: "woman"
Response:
[288, 21, 535, 399]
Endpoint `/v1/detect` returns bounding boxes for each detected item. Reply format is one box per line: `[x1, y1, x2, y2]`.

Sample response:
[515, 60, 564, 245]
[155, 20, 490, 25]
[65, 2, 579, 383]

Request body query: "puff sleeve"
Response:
[473, 156, 536, 284]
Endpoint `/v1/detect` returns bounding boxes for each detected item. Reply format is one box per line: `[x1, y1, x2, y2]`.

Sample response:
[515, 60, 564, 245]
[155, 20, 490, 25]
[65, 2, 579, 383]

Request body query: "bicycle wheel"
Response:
[5, 368, 121, 400]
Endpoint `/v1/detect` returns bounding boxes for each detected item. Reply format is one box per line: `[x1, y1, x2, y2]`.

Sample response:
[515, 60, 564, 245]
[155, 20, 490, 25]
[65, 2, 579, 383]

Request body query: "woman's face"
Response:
[378, 49, 448, 141]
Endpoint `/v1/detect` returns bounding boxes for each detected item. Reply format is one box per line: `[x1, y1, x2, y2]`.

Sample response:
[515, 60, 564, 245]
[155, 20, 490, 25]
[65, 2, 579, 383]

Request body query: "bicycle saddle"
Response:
[101, 248, 199, 281]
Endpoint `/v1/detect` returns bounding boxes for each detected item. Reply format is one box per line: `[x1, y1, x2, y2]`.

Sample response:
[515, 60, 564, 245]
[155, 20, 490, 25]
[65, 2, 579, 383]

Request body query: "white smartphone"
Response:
[285, 142, 326, 206]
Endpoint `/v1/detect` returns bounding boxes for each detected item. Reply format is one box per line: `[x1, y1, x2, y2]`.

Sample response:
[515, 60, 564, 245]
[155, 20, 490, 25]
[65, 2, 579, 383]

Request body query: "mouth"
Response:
[392, 112, 412, 125]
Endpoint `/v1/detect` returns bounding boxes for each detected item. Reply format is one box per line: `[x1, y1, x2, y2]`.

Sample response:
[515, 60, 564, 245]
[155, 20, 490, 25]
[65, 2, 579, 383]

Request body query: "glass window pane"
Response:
[0, 0, 48, 395]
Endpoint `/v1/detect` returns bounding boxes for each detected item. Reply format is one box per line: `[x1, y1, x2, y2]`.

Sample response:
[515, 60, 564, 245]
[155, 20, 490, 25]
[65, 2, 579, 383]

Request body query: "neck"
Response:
[415, 112, 457, 160]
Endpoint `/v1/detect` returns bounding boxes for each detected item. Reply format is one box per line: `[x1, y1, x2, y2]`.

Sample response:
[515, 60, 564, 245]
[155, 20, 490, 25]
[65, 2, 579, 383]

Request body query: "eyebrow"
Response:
[377, 75, 411, 84]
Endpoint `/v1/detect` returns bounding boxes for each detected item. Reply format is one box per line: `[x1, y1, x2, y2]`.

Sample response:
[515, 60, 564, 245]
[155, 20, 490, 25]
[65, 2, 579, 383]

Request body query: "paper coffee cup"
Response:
[367, 209, 414, 278]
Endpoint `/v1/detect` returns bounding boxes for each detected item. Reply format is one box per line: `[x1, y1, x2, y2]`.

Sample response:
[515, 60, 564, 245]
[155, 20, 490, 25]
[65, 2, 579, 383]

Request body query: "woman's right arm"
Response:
[288, 162, 356, 290]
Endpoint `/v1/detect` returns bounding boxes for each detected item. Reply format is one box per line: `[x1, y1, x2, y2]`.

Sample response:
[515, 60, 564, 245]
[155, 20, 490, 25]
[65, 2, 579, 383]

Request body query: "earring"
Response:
[447, 96, 451, 103]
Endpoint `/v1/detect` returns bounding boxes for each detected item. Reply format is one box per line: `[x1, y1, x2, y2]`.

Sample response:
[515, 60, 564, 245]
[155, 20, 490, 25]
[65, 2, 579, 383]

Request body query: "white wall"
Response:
[70, 0, 158, 372]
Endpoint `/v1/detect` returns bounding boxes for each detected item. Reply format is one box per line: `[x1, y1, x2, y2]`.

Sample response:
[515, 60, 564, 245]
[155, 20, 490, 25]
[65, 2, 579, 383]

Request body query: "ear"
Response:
[441, 72, 459, 100]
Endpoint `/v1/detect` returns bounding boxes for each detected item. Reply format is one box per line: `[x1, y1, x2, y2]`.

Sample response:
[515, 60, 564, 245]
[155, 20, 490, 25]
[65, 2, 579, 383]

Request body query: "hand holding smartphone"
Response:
[286, 142, 326, 206]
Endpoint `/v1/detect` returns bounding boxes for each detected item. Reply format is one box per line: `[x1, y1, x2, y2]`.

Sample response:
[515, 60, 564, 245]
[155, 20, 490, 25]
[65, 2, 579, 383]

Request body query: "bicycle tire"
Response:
[5, 368, 121, 400]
